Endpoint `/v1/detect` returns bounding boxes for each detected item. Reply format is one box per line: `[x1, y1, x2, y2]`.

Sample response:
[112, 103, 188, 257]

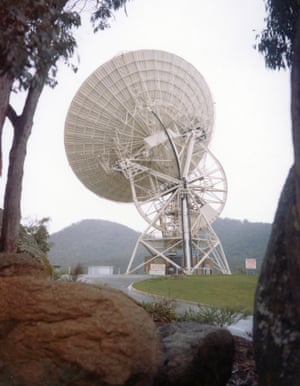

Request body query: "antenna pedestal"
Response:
[126, 212, 231, 275]
[123, 151, 231, 275]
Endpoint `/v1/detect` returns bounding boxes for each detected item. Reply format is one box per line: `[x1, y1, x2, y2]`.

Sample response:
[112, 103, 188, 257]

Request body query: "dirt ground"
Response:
[226, 336, 258, 386]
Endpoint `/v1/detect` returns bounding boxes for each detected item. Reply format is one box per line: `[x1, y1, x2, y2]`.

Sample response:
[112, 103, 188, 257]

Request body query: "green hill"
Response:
[48, 219, 143, 273]
[212, 218, 271, 272]
[48, 218, 271, 273]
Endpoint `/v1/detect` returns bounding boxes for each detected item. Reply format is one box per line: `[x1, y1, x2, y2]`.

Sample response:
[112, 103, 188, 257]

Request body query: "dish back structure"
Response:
[65, 49, 231, 275]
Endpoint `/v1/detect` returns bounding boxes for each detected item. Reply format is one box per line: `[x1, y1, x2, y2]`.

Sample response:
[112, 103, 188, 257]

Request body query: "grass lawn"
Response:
[133, 274, 258, 314]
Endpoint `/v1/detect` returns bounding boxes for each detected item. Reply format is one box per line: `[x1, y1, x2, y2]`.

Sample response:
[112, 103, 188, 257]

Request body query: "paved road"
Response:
[78, 274, 253, 339]
[79, 274, 149, 294]
[79, 274, 154, 303]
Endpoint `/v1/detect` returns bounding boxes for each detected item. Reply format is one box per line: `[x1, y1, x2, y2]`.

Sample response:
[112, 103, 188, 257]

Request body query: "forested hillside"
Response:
[48, 218, 271, 273]
[213, 218, 271, 272]
[48, 220, 142, 273]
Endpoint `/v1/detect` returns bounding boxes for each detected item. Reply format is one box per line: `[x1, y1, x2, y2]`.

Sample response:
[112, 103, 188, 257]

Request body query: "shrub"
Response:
[141, 297, 177, 323]
[177, 305, 249, 327]
[140, 297, 249, 327]
[70, 263, 84, 281]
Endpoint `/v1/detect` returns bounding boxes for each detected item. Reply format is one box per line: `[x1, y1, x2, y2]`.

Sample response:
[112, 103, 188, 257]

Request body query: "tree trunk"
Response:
[0, 83, 44, 252]
[253, 11, 300, 386]
[292, 12, 300, 215]
[0, 74, 13, 176]
[290, 5, 300, 328]
[253, 167, 300, 385]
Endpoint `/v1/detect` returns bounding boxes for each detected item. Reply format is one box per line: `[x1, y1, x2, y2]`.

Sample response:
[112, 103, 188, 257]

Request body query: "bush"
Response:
[140, 297, 249, 327]
[52, 266, 69, 280]
[177, 305, 249, 327]
[141, 297, 177, 323]
[70, 263, 84, 281]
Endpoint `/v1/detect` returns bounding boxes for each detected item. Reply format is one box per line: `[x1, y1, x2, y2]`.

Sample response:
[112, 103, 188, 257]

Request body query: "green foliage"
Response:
[140, 297, 248, 327]
[178, 305, 249, 327]
[22, 217, 52, 254]
[0, 0, 129, 89]
[0, 209, 54, 273]
[52, 265, 69, 280]
[91, 0, 128, 32]
[0, 0, 80, 89]
[255, 0, 299, 70]
[141, 297, 177, 323]
[18, 216, 54, 272]
[39, 253, 54, 276]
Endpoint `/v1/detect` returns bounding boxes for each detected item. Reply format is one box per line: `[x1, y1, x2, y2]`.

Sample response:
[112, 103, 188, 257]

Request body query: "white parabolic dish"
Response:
[64, 49, 215, 203]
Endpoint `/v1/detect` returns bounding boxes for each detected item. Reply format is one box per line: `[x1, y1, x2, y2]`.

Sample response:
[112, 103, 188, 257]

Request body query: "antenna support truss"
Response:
[64, 49, 231, 275]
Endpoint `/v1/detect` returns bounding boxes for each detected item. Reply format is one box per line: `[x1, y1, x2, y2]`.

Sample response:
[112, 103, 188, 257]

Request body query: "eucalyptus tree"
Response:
[253, 1, 300, 384]
[0, 0, 128, 252]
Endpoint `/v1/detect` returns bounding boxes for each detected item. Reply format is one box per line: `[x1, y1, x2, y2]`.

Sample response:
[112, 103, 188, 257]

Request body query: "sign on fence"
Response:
[149, 263, 166, 276]
[245, 258, 256, 270]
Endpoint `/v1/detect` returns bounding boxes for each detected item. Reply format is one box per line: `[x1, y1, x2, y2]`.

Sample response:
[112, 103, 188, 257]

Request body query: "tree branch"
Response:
[6, 105, 19, 127]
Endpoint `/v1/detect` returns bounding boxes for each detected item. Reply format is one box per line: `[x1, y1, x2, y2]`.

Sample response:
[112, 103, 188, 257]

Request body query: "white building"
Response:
[88, 266, 114, 276]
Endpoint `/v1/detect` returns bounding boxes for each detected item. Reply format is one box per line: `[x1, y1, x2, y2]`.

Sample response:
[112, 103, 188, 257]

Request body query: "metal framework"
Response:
[112, 118, 231, 274]
[64, 49, 231, 275]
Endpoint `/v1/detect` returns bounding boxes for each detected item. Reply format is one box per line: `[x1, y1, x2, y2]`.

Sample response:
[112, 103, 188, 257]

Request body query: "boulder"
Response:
[0, 277, 160, 385]
[0, 253, 49, 279]
[154, 321, 234, 386]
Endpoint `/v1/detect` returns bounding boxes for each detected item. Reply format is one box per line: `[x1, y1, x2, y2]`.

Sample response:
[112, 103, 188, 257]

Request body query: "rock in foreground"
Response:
[0, 253, 49, 279]
[0, 277, 160, 386]
[155, 321, 234, 386]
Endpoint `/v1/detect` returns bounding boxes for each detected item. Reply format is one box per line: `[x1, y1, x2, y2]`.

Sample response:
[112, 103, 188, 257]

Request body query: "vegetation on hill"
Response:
[48, 217, 271, 274]
[213, 218, 271, 272]
[0, 209, 52, 268]
[49, 219, 143, 273]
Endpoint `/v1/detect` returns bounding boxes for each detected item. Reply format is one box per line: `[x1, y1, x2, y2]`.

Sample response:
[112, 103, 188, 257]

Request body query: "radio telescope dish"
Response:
[65, 49, 231, 275]
[65, 49, 214, 203]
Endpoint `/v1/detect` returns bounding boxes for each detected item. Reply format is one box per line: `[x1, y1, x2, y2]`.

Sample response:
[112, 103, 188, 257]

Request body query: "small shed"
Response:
[88, 266, 113, 276]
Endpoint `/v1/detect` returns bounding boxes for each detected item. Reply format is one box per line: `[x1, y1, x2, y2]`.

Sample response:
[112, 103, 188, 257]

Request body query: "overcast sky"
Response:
[1, 0, 293, 234]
